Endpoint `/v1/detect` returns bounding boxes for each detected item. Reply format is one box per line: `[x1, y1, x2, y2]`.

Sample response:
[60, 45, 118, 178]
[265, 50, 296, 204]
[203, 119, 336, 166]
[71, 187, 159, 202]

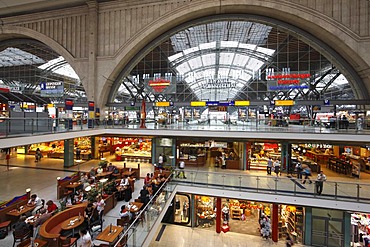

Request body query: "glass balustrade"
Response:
[172, 170, 370, 203]
[0, 117, 368, 138]
[113, 175, 176, 247]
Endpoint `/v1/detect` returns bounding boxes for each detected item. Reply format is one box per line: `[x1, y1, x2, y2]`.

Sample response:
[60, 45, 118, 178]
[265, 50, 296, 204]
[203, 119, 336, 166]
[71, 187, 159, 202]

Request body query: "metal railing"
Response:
[171, 169, 370, 204]
[113, 174, 176, 247]
[0, 117, 369, 138]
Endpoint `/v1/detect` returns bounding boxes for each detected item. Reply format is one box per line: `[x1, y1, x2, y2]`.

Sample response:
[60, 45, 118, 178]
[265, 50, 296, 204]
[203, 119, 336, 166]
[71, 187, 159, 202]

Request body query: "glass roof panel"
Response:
[0, 47, 45, 67]
[38, 56, 79, 80]
[201, 54, 215, 67]
[219, 53, 234, 65]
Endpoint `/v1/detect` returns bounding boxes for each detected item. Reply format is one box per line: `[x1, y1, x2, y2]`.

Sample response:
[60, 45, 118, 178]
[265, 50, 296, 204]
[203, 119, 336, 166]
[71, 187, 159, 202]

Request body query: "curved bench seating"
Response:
[39, 204, 86, 246]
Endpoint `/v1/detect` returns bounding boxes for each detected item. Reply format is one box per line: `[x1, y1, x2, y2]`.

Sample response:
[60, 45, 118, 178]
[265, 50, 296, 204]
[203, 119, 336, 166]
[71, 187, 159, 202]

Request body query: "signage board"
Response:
[144, 77, 176, 94]
[40, 82, 64, 97]
[267, 71, 310, 91]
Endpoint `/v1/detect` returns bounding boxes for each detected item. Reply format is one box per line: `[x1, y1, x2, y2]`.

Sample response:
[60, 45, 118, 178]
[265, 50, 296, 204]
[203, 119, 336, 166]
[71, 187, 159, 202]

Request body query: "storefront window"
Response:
[174, 194, 190, 225]
[195, 196, 216, 229]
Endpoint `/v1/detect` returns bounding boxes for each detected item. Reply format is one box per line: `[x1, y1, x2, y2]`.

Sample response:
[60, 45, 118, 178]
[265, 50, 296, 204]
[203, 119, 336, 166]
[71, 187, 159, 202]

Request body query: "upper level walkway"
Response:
[0, 118, 369, 149]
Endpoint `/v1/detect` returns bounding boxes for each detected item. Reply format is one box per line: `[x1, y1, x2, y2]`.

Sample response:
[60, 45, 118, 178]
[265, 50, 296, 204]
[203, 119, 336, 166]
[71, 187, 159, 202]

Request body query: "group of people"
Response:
[295, 161, 327, 195]
[266, 158, 281, 176]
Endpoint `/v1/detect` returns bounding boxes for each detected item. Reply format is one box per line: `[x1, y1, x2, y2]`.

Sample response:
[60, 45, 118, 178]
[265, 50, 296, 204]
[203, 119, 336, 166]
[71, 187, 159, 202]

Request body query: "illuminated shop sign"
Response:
[304, 143, 332, 149]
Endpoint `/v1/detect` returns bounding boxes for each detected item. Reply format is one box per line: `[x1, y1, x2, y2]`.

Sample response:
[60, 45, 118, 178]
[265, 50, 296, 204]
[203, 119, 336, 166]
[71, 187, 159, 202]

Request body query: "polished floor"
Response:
[149, 224, 307, 247]
[0, 153, 366, 246]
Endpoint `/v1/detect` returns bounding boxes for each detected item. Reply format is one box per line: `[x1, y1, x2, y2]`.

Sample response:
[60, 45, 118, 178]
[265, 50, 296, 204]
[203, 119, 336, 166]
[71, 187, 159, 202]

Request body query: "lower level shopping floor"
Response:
[0, 153, 369, 246]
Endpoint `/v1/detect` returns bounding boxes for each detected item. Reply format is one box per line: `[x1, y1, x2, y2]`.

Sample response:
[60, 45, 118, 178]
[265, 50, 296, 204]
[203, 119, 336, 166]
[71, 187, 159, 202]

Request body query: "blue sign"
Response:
[324, 99, 330, 106]
[206, 101, 219, 106]
[40, 82, 64, 97]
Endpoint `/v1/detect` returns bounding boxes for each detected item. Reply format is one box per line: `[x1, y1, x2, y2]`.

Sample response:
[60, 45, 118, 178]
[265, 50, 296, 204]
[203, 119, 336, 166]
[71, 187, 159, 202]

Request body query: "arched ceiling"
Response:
[109, 17, 362, 105]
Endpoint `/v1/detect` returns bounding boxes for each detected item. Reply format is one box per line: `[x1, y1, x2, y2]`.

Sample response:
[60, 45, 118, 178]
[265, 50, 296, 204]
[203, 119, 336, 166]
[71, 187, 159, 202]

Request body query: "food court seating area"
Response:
[39, 204, 86, 246]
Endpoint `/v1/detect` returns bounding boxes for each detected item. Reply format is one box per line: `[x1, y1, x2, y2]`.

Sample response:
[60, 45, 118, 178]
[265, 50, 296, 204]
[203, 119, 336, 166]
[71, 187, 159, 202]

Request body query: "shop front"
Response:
[176, 140, 243, 169]
[164, 194, 306, 244]
[112, 137, 152, 162]
[351, 212, 370, 246]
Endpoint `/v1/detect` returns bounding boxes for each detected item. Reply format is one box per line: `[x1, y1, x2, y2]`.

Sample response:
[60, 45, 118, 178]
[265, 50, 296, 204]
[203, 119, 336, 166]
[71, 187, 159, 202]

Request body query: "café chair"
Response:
[12, 229, 31, 247]
[60, 236, 78, 247]
[117, 216, 130, 228]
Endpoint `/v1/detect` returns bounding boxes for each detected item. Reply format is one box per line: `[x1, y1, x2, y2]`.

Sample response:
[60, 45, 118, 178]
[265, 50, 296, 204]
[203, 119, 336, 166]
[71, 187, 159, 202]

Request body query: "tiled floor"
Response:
[149, 224, 307, 247]
[0, 153, 366, 246]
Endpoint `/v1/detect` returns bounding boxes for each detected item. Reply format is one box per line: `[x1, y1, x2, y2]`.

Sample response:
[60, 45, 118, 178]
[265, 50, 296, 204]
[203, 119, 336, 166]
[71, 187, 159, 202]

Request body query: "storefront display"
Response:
[195, 196, 215, 228]
[27, 137, 92, 160]
[351, 213, 370, 246]
[280, 205, 304, 244]
[113, 138, 151, 162]
[177, 140, 242, 169]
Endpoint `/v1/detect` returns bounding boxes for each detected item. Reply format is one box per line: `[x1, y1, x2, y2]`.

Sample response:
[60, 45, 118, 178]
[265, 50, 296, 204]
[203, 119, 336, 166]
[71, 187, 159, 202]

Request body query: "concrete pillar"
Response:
[271, 203, 279, 242]
[190, 194, 195, 228]
[281, 142, 291, 173]
[216, 197, 222, 233]
[344, 211, 351, 247]
[151, 138, 156, 165]
[304, 207, 312, 245]
[64, 139, 75, 168]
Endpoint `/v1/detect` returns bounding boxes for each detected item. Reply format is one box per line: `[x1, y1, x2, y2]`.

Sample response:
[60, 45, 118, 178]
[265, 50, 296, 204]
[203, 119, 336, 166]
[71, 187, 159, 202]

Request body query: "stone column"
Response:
[64, 139, 75, 168]
[86, 1, 98, 107]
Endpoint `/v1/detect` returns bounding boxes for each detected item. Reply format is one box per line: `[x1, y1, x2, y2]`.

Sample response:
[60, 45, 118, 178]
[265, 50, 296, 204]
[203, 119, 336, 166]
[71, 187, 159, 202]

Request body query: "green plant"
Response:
[104, 181, 117, 195]
[98, 160, 108, 169]
[86, 187, 99, 203]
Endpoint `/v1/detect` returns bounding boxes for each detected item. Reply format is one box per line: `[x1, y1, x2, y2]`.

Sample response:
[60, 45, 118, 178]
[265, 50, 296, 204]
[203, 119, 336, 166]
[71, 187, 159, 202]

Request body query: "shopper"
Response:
[27, 194, 44, 215]
[267, 157, 273, 175]
[76, 147, 81, 160]
[295, 160, 303, 179]
[315, 170, 327, 195]
[260, 215, 271, 240]
[95, 195, 105, 220]
[158, 153, 164, 169]
[35, 148, 42, 162]
[222, 204, 229, 223]
[79, 228, 93, 247]
[302, 165, 312, 184]
[176, 160, 186, 179]
[46, 200, 58, 214]
[273, 159, 281, 176]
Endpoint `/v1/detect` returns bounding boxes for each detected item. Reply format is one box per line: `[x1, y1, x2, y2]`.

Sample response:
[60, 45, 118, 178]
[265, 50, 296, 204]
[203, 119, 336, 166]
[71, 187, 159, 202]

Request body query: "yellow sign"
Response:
[235, 101, 250, 106]
[155, 102, 170, 107]
[190, 101, 206, 107]
[47, 104, 55, 108]
[275, 100, 294, 106]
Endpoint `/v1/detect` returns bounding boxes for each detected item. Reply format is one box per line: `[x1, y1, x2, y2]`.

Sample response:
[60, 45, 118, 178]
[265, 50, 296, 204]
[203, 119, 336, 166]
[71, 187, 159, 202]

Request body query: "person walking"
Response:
[158, 153, 164, 169]
[295, 159, 303, 179]
[315, 170, 327, 195]
[176, 160, 186, 179]
[267, 157, 273, 175]
[273, 159, 281, 176]
[302, 165, 312, 184]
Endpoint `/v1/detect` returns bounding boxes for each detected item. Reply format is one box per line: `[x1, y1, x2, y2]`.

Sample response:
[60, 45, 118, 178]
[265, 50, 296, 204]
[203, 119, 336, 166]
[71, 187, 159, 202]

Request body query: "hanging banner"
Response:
[267, 71, 310, 91]
[88, 101, 95, 128]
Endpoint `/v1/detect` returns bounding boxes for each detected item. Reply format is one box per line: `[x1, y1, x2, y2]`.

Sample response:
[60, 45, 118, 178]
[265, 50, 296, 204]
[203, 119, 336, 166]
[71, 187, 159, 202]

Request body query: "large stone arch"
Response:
[104, 0, 370, 105]
[0, 25, 87, 92]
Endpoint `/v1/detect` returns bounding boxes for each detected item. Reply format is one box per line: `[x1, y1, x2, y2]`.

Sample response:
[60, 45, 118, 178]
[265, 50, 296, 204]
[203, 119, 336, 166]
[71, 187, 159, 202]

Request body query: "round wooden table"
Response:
[60, 215, 84, 236]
